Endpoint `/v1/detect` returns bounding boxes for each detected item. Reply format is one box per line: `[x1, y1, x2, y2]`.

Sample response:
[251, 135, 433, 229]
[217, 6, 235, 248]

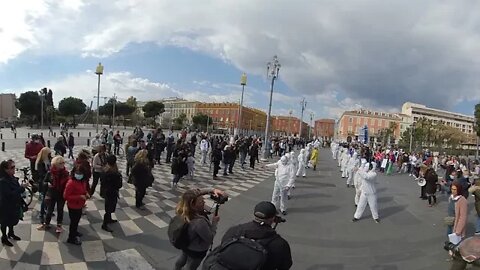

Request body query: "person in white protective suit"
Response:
[341, 148, 350, 178]
[331, 142, 338, 160]
[338, 147, 344, 167]
[296, 149, 307, 177]
[265, 155, 295, 215]
[346, 152, 359, 187]
[287, 151, 297, 199]
[353, 162, 380, 223]
[354, 159, 368, 206]
[305, 143, 313, 166]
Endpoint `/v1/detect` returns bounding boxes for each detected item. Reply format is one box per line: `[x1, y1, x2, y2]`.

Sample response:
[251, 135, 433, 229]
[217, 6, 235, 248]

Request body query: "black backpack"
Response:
[202, 232, 278, 270]
[168, 215, 190, 250]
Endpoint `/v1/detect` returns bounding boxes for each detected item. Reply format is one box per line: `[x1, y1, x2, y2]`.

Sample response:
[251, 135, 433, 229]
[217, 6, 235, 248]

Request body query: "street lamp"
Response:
[95, 63, 104, 133]
[409, 122, 415, 153]
[299, 98, 307, 137]
[309, 112, 314, 140]
[236, 73, 247, 136]
[288, 110, 293, 136]
[263, 55, 281, 160]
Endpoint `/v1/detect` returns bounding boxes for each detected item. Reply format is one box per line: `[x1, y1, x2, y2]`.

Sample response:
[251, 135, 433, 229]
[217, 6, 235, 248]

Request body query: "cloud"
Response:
[3, 0, 480, 116]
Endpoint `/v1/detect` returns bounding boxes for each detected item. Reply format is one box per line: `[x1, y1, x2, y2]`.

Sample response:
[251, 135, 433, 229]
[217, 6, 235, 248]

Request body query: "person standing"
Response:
[91, 134, 102, 156]
[24, 134, 44, 182]
[212, 144, 222, 179]
[200, 136, 209, 166]
[451, 182, 468, 239]
[39, 156, 69, 233]
[54, 136, 67, 157]
[0, 160, 27, 247]
[113, 130, 122, 155]
[126, 141, 138, 177]
[35, 147, 51, 225]
[68, 132, 75, 159]
[469, 179, 480, 234]
[100, 155, 123, 232]
[131, 150, 154, 210]
[166, 132, 175, 163]
[63, 163, 89, 245]
[310, 146, 319, 171]
[353, 162, 380, 223]
[91, 145, 107, 197]
[106, 130, 114, 154]
[249, 140, 259, 170]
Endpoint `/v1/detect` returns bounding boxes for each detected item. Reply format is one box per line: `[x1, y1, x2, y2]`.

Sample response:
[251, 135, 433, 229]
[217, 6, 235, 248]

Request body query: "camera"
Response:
[444, 241, 458, 252]
[274, 216, 286, 223]
[211, 194, 229, 204]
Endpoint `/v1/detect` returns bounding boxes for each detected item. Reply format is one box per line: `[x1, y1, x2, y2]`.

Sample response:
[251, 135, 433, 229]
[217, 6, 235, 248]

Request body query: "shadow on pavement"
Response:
[292, 193, 332, 199]
[380, 205, 407, 218]
[288, 205, 339, 214]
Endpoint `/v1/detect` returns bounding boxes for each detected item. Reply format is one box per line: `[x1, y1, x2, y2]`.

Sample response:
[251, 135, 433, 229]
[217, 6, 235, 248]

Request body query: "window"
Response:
[349, 117, 353, 123]
[348, 126, 352, 132]
[220, 117, 223, 121]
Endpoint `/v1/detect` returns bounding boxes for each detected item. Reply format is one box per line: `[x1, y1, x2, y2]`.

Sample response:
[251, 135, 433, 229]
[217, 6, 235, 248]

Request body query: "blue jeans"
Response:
[447, 225, 453, 236]
[476, 216, 480, 233]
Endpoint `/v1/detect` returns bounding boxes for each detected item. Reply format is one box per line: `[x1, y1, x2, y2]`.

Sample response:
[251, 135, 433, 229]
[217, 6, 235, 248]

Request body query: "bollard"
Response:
[28, 132, 30, 138]
[14, 133, 16, 139]
[47, 140, 51, 148]
[0, 133, 2, 139]
[41, 132, 43, 137]
[122, 132, 125, 137]
[78, 132, 80, 137]
[1, 142, 4, 152]
[89, 132, 91, 137]
[87, 139, 90, 146]
[25, 141, 28, 144]
[54, 132, 56, 137]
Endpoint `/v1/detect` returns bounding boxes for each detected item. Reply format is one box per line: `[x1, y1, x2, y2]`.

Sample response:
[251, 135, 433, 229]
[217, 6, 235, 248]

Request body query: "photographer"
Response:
[204, 201, 292, 270]
[446, 236, 480, 269]
[174, 188, 225, 270]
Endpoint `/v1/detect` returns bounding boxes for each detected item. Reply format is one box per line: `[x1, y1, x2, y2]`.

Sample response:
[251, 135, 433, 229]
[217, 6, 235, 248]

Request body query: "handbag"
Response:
[444, 216, 455, 226]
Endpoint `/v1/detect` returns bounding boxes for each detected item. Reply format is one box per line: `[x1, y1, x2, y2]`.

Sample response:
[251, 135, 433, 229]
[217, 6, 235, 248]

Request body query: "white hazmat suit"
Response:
[296, 149, 307, 177]
[341, 149, 350, 178]
[353, 162, 379, 221]
[346, 152, 359, 187]
[353, 160, 368, 206]
[266, 155, 295, 215]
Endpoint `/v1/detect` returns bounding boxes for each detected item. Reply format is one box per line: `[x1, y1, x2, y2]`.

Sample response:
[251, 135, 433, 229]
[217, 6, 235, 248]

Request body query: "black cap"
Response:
[106, 154, 117, 165]
[254, 201, 277, 220]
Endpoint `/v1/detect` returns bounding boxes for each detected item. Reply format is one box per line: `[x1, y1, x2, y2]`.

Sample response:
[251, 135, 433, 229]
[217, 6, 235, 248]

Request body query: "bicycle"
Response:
[16, 167, 35, 207]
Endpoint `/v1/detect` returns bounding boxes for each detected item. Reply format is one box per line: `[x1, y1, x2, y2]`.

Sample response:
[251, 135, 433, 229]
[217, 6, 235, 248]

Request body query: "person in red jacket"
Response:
[63, 163, 90, 245]
[24, 134, 44, 182]
[38, 156, 70, 233]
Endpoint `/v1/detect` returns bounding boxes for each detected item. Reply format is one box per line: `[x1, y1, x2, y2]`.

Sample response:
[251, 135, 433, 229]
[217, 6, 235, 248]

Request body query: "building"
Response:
[0, 93, 17, 121]
[401, 102, 474, 135]
[314, 119, 335, 141]
[138, 97, 200, 126]
[271, 116, 309, 138]
[338, 109, 402, 143]
[196, 102, 267, 134]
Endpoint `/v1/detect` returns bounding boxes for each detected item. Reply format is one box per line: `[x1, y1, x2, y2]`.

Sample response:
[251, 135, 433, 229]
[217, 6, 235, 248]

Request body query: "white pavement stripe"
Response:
[0, 241, 28, 261]
[64, 262, 88, 270]
[144, 214, 168, 229]
[162, 199, 177, 208]
[13, 262, 40, 270]
[82, 240, 106, 262]
[119, 220, 143, 236]
[30, 225, 45, 242]
[85, 200, 98, 211]
[122, 207, 142, 220]
[107, 249, 155, 270]
[40, 242, 62, 265]
[91, 223, 114, 240]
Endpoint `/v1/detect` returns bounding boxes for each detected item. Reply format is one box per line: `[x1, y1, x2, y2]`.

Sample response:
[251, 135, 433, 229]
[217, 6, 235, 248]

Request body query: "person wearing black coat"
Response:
[0, 160, 27, 247]
[211, 145, 223, 179]
[101, 155, 123, 232]
[54, 136, 67, 157]
[249, 142, 259, 169]
[131, 150, 154, 210]
[171, 145, 188, 188]
[423, 167, 438, 207]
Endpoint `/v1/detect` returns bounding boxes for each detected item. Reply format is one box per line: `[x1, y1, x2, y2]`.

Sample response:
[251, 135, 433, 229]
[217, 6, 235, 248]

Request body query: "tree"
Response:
[16, 91, 41, 121]
[475, 104, 480, 137]
[58, 97, 87, 125]
[142, 101, 165, 119]
[99, 99, 136, 117]
[173, 113, 187, 129]
[192, 113, 213, 130]
[125, 96, 137, 109]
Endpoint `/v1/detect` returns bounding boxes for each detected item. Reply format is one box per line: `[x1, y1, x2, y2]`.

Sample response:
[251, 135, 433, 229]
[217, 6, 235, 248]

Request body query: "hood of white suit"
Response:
[352, 152, 358, 159]
[280, 155, 289, 165]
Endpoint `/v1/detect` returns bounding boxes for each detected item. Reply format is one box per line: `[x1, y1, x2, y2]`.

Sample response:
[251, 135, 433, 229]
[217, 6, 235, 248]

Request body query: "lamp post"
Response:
[409, 122, 415, 153]
[309, 112, 314, 140]
[236, 73, 247, 136]
[288, 110, 293, 136]
[112, 93, 117, 127]
[95, 63, 104, 133]
[299, 98, 307, 138]
[39, 90, 44, 130]
[263, 55, 281, 160]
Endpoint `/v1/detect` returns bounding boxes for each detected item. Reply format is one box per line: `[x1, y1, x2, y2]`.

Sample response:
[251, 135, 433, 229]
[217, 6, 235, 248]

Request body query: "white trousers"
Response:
[332, 151, 337, 160]
[272, 182, 288, 212]
[200, 150, 208, 165]
[346, 169, 354, 185]
[338, 158, 342, 167]
[354, 192, 379, 220]
[296, 165, 306, 177]
[354, 188, 362, 205]
[341, 166, 348, 178]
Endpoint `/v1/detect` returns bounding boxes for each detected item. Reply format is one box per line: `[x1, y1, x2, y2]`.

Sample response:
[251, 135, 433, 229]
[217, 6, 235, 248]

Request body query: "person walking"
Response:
[100, 155, 123, 232]
[249, 140, 259, 170]
[353, 162, 380, 223]
[35, 147, 52, 225]
[200, 136, 209, 166]
[38, 156, 69, 233]
[0, 160, 27, 247]
[113, 130, 122, 155]
[67, 132, 75, 159]
[296, 149, 307, 177]
[64, 163, 90, 245]
[126, 140, 138, 177]
[131, 150, 154, 210]
[211, 144, 222, 179]
[91, 145, 107, 197]
[265, 156, 295, 215]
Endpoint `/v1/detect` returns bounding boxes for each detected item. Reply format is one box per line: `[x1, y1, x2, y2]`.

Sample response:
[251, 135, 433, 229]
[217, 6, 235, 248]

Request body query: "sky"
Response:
[1, 0, 480, 121]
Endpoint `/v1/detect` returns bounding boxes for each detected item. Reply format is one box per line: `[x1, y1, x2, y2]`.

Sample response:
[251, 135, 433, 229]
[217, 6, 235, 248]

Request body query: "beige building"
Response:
[401, 102, 474, 135]
[338, 109, 402, 142]
[138, 97, 200, 125]
[0, 93, 17, 121]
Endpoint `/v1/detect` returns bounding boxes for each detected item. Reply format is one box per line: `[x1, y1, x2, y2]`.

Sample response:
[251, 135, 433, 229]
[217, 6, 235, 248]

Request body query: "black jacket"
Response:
[221, 221, 292, 270]
[131, 162, 153, 188]
[101, 170, 123, 213]
[0, 175, 25, 226]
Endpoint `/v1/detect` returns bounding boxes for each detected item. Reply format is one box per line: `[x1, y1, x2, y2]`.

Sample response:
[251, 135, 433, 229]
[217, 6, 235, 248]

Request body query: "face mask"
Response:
[450, 175, 456, 179]
[74, 173, 84, 180]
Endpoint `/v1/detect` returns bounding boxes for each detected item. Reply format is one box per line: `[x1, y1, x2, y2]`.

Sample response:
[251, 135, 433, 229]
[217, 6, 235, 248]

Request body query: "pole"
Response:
[409, 124, 413, 153]
[96, 74, 101, 133]
[40, 94, 44, 129]
[112, 93, 117, 127]
[206, 114, 210, 133]
[237, 84, 245, 136]
[263, 77, 275, 160]
[299, 98, 306, 138]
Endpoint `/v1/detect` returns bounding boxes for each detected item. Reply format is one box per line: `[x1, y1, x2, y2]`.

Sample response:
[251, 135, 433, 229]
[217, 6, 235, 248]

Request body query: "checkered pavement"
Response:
[0, 148, 274, 267]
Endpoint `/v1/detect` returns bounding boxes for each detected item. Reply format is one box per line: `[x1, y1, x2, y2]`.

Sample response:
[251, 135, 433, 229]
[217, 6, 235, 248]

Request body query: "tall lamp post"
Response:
[263, 55, 281, 160]
[236, 73, 247, 136]
[299, 98, 307, 138]
[95, 63, 104, 133]
[309, 112, 314, 140]
[409, 122, 415, 153]
[288, 110, 293, 136]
